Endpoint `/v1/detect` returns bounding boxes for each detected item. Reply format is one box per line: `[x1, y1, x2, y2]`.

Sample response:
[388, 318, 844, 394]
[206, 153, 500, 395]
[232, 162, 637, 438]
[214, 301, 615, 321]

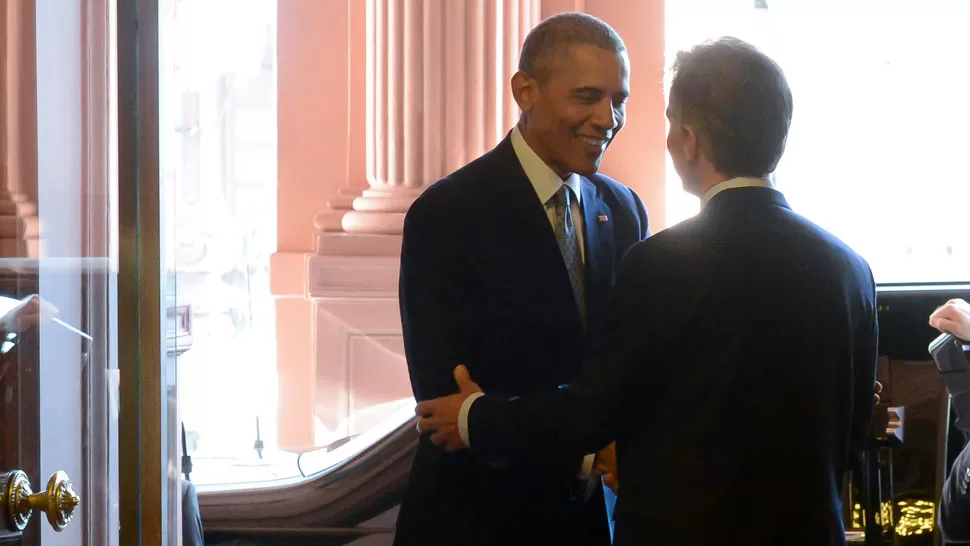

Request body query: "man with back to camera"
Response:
[416, 36, 880, 545]
[393, 12, 649, 546]
[931, 298, 970, 543]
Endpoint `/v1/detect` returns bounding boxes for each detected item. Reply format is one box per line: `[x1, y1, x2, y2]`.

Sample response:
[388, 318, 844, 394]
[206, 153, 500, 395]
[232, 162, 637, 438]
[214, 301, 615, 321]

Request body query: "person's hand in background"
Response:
[0, 294, 59, 334]
[930, 298, 970, 341]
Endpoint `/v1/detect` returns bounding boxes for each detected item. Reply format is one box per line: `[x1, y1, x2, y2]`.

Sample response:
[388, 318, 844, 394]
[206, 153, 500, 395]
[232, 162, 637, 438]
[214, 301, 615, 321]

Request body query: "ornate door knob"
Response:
[0, 470, 79, 532]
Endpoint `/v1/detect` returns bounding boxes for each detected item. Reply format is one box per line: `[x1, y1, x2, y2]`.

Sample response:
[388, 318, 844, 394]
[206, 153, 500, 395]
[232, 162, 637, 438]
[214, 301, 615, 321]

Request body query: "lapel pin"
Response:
[597, 214, 609, 223]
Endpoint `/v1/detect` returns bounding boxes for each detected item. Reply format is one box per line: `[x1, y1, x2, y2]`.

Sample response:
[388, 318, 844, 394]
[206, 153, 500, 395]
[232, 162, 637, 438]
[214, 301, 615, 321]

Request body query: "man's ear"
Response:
[510, 71, 537, 114]
[681, 123, 699, 162]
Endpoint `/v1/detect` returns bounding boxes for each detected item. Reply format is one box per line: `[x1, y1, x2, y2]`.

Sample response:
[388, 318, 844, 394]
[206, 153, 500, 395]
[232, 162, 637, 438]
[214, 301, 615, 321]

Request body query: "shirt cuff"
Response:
[458, 392, 486, 448]
[580, 453, 597, 479]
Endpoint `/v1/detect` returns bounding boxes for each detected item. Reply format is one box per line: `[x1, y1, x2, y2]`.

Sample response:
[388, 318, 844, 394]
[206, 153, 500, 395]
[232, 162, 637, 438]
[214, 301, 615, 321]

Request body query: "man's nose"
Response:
[590, 99, 619, 132]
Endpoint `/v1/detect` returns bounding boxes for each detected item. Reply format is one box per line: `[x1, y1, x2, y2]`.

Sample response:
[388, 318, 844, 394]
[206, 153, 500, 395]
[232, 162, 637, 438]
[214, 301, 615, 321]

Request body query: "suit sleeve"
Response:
[399, 197, 476, 402]
[180, 480, 205, 546]
[850, 271, 879, 460]
[468, 244, 681, 463]
[941, 441, 970, 542]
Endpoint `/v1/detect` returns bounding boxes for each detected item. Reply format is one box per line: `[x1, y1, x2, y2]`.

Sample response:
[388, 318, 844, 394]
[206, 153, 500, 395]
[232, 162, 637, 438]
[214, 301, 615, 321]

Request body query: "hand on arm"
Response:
[417, 360, 625, 463]
[415, 365, 620, 488]
[403, 198, 597, 475]
[419, 244, 677, 468]
[415, 365, 483, 451]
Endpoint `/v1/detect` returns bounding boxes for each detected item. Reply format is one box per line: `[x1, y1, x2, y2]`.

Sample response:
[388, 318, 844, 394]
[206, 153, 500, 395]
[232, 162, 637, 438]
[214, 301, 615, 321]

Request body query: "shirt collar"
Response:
[511, 125, 583, 206]
[700, 176, 774, 209]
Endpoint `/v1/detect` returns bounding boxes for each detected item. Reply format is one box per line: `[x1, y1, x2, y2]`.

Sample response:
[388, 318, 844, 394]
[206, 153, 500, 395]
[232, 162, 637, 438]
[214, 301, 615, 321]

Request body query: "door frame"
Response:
[116, 0, 170, 545]
[0, 0, 171, 541]
[81, 0, 115, 542]
[0, 0, 167, 543]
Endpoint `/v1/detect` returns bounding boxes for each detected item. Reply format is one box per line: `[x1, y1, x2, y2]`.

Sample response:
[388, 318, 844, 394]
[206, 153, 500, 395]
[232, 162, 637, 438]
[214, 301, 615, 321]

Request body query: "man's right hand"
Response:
[415, 365, 483, 451]
[930, 298, 970, 341]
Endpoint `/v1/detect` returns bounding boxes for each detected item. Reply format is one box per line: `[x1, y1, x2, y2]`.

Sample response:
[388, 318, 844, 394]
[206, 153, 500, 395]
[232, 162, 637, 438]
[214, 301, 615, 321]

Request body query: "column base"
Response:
[307, 252, 407, 440]
[315, 188, 365, 233]
[341, 210, 406, 235]
[340, 186, 424, 235]
[0, 191, 42, 258]
[316, 232, 402, 258]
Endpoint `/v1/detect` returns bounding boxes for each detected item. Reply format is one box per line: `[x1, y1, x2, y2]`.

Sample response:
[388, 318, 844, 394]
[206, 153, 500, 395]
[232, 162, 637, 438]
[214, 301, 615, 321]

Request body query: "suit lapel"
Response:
[580, 178, 615, 327]
[492, 134, 580, 310]
[491, 137, 564, 261]
[489, 137, 586, 337]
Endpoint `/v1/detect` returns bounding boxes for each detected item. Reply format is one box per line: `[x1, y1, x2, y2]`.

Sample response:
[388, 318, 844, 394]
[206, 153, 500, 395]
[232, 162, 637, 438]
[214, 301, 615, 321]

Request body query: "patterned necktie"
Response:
[553, 185, 586, 323]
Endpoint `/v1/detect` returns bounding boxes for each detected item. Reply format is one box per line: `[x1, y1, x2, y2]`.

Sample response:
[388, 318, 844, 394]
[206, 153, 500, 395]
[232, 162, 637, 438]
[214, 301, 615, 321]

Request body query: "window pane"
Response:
[665, 0, 970, 284]
[163, 0, 419, 491]
[162, 0, 290, 486]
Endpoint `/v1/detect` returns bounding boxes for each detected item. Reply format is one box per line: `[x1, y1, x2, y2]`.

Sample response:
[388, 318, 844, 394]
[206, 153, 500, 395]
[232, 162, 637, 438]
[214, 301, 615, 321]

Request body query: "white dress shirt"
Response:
[458, 125, 596, 477]
[700, 176, 774, 208]
[511, 125, 586, 261]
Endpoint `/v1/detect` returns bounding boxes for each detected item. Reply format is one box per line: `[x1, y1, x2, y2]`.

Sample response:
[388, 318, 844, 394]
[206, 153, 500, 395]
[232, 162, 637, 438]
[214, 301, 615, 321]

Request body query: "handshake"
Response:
[593, 442, 619, 494]
[587, 374, 889, 498]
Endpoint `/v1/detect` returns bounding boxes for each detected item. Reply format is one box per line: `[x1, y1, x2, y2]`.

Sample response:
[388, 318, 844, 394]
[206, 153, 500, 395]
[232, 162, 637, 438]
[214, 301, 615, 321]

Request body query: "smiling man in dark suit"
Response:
[416, 37, 880, 546]
[393, 12, 649, 546]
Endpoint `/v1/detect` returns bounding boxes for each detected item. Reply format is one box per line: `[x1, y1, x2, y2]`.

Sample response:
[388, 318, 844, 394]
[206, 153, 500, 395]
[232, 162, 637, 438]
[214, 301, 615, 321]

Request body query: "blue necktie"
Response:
[553, 185, 586, 323]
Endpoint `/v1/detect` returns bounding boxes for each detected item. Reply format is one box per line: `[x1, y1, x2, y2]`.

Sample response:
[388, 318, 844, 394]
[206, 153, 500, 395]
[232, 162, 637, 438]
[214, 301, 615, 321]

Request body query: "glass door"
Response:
[0, 0, 175, 545]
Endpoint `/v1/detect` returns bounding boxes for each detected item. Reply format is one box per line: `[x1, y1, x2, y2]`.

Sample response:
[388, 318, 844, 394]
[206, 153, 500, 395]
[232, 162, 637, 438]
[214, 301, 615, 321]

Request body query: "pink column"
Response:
[303, 0, 540, 446]
[0, 0, 42, 258]
[339, 0, 541, 235]
[275, 0, 359, 450]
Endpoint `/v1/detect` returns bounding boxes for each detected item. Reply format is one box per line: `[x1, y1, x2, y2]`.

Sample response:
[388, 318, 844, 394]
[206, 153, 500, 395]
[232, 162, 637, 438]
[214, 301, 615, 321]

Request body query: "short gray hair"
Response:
[519, 13, 626, 80]
[669, 36, 793, 178]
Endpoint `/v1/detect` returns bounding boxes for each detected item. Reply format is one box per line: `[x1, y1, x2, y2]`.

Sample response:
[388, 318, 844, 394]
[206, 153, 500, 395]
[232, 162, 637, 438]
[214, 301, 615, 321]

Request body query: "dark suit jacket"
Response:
[941, 423, 970, 543]
[469, 187, 878, 546]
[181, 480, 204, 546]
[395, 135, 649, 546]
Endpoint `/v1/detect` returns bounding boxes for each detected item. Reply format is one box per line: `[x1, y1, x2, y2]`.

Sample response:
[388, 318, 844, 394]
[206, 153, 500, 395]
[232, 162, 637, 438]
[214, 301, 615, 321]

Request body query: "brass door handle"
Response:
[0, 470, 79, 532]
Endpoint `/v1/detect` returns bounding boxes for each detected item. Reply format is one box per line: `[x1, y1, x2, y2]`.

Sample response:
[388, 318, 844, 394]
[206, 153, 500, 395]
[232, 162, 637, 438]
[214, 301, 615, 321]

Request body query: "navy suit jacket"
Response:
[941, 408, 970, 543]
[181, 480, 204, 546]
[468, 187, 878, 546]
[395, 135, 649, 546]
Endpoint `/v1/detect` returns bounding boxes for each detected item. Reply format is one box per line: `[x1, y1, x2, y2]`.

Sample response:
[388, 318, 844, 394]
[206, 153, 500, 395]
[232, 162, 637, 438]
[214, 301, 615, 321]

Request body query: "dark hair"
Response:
[669, 36, 793, 178]
[519, 12, 626, 80]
